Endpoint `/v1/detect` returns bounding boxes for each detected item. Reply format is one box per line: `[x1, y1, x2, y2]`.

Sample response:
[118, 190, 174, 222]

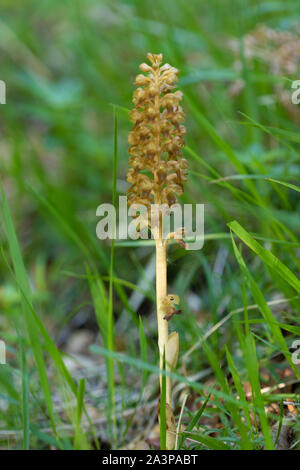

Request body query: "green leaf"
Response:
[244, 334, 273, 449]
[225, 346, 251, 428]
[274, 400, 284, 448]
[74, 379, 89, 450]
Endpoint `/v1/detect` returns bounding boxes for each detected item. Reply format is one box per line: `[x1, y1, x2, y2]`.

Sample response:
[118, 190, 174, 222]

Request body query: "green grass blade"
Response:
[90, 345, 259, 414]
[138, 316, 148, 390]
[19, 337, 30, 449]
[2, 245, 100, 449]
[178, 393, 211, 449]
[266, 178, 300, 194]
[229, 231, 299, 376]
[225, 346, 252, 428]
[228, 220, 300, 294]
[106, 106, 118, 445]
[183, 432, 232, 450]
[0, 186, 57, 438]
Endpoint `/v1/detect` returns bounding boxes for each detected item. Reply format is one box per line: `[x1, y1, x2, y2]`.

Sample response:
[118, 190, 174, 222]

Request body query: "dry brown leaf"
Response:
[166, 403, 176, 450]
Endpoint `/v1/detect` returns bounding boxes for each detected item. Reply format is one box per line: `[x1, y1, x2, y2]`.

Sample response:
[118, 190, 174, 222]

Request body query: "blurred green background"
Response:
[0, 0, 300, 450]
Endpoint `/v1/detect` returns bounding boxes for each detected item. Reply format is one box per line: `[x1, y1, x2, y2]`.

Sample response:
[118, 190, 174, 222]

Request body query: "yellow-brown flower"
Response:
[127, 53, 188, 209]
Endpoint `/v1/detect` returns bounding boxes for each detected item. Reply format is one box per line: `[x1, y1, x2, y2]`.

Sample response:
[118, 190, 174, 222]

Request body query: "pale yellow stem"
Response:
[155, 237, 172, 405]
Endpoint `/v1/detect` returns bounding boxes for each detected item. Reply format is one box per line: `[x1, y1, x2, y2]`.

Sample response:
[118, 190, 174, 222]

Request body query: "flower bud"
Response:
[135, 74, 149, 86]
[146, 107, 156, 119]
[139, 62, 152, 73]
